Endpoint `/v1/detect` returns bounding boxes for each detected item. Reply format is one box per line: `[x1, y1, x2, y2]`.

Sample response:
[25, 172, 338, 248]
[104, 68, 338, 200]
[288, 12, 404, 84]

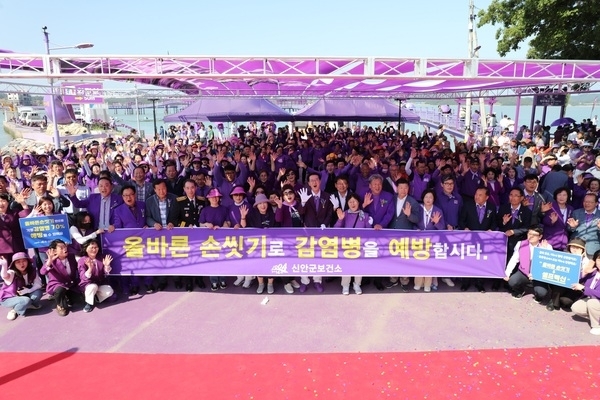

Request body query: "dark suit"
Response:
[330, 191, 352, 225]
[129, 180, 155, 201]
[298, 191, 334, 227]
[145, 193, 178, 227]
[172, 196, 204, 227]
[497, 204, 533, 260]
[16, 191, 71, 214]
[388, 195, 420, 230]
[567, 208, 600, 256]
[521, 189, 551, 225]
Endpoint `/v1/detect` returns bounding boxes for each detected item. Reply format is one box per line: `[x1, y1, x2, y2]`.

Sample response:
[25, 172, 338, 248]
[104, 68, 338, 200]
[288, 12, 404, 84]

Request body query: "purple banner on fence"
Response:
[102, 228, 508, 277]
[61, 83, 104, 104]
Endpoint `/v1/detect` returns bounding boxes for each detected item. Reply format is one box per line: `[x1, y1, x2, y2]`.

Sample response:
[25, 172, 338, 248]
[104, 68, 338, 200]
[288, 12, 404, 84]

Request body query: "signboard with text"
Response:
[61, 83, 104, 104]
[531, 247, 581, 288]
[19, 214, 71, 249]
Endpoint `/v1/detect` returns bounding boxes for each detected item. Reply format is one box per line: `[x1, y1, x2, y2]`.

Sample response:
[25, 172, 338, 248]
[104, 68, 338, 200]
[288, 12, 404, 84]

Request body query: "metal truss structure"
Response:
[1, 53, 600, 99]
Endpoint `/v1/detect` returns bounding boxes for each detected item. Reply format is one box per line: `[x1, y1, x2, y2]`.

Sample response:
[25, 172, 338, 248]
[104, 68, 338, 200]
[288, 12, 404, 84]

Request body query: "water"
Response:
[2, 103, 598, 148]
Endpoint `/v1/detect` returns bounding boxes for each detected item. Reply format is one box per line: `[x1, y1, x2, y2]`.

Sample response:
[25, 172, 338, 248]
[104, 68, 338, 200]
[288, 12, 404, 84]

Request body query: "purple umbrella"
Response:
[551, 117, 576, 126]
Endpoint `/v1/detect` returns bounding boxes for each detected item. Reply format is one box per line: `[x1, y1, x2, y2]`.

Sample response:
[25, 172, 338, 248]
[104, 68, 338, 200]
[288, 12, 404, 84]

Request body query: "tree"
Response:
[478, 0, 600, 59]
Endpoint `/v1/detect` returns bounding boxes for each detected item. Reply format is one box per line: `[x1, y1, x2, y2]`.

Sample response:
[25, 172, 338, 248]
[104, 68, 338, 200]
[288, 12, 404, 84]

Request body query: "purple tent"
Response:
[293, 98, 420, 122]
[163, 98, 292, 123]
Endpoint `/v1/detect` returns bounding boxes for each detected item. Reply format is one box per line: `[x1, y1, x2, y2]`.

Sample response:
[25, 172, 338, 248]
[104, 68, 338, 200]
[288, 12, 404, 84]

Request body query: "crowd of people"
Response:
[0, 119, 599, 335]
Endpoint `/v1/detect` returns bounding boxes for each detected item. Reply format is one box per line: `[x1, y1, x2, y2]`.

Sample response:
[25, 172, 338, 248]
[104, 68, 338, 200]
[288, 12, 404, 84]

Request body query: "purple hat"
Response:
[10, 252, 30, 268]
[206, 188, 222, 198]
[192, 157, 202, 164]
[229, 186, 246, 197]
[253, 193, 269, 207]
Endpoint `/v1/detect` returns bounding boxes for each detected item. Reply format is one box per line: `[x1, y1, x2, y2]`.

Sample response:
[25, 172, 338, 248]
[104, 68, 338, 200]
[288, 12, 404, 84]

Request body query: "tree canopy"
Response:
[478, 0, 600, 59]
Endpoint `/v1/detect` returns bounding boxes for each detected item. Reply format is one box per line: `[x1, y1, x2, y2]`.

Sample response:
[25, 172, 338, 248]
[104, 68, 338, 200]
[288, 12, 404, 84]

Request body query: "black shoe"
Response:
[399, 284, 409, 293]
[374, 281, 385, 291]
[196, 278, 206, 289]
[546, 303, 555, 311]
[511, 291, 524, 300]
[533, 296, 542, 304]
[385, 280, 399, 289]
[186, 283, 193, 292]
[83, 303, 94, 313]
[491, 281, 500, 291]
[475, 283, 486, 293]
[460, 283, 470, 292]
[211, 283, 219, 292]
[146, 284, 155, 294]
[219, 281, 228, 290]
[157, 283, 167, 291]
[129, 286, 139, 296]
[324, 277, 336, 283]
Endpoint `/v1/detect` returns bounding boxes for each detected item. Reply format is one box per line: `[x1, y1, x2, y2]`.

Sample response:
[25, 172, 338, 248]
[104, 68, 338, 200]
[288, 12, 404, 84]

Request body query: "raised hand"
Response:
[403, 201, 412, 217]
[336, 208, 345, 221]
[247, 177, 256, 191]
[239, 204, 249, 219]
[297, 188, 312, 205]
[362, 192, 373, 208]
[103, 254, 113, 269]
[541, 202, 553, 213]
[549, 212, 558, 224]
[329, 194, 340, 210]
[273, 196, 283, 208]
[567, 217, 579, 229]
[502, 213, 511, 226]
[431, 211, 442, 224]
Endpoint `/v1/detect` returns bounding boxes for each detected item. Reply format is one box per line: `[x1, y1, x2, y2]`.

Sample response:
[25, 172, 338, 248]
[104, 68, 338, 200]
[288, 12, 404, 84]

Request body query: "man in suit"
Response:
[385, 178, 421, 291]
[129, 166, 154, 203]
[297, 172, 334, 293]
[329, 174, 352, 225]
[458, 187, 498, 292]
[67, 177, 122, 232]
[521, 173, 553, 225]
[172, 179, 206, 291]
[113, 185, 148, 296]
[144, 179, 178, 292]
[567, 193, 600, 257]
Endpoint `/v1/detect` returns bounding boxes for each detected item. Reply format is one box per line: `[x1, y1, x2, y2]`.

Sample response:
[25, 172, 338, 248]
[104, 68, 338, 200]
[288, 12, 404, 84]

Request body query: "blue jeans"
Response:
[1, 289, 43, 316]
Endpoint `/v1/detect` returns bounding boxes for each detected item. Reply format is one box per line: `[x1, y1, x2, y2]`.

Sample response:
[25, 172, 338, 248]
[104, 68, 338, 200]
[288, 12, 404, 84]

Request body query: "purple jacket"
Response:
[0, 208, 29, 255]
[77, 257, 108, 291]
[580, 269, 600, 300]
[415, 205, 446, 230]
[40, 254, 80, 295]
[69, 193, 123, 230]
[113, 202, 146, 229]
[363, 191, 395, 228]
[334, 211, 372, 228]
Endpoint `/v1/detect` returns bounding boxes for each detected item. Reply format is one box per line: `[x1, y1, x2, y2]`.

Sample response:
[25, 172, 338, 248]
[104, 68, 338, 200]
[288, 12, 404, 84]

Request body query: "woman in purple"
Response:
[199, 188, 230, 291]
[229, 185, 253, 288]
[77, 239, 114, 313]
[542, 187, 573, 251]
[334, 192, 372, 295]
[40, 239, 80, 317]
[571, 249, 600, 335]
[0, 252, 43, 320]
[415, 189, 446, 292]
[274, 184, 303, 228]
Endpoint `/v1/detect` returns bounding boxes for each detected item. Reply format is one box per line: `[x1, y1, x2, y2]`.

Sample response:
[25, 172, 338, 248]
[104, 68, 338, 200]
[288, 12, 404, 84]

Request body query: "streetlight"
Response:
[43, 26, 94, 150]
[148, 98, 159, 140]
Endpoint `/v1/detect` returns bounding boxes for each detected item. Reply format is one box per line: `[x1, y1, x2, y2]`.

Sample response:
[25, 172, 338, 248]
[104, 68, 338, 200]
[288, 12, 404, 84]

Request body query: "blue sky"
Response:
[0, 0, 527, 89]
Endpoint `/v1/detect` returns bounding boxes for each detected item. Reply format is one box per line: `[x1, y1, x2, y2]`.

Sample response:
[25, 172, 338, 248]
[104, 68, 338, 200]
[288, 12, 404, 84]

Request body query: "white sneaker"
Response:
[414, 285, 422, 291]
[242, 278, 252, 289]
[424, 286, 431, 292]
[6, 309, 17, 320]
[342, 285, 350, 295]
[442, 278, 455, 287]
[290, 280, 301, 289]
[590, 327, 600, 335]
[284, 283, 294, 294]
[256, 283, 265, 294]
[267, 284, 274, 294]
[233, 276, 244, 287]
[353, 282, 362, 295]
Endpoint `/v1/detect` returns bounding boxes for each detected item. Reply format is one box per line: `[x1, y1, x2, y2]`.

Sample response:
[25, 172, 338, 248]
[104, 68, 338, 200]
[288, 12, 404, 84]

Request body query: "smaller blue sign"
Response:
[531, 247, 581, 289]
[19, 214, 72, 249]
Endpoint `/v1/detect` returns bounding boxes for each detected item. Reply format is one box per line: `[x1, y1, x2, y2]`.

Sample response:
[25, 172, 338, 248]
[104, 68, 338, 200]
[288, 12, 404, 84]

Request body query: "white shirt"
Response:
[396, 196, 406, 217]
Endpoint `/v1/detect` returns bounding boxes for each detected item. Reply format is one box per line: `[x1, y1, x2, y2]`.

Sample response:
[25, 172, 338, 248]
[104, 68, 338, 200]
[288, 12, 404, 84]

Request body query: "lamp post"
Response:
[43, 26, 93, 150]
[148, 98, 159, 140]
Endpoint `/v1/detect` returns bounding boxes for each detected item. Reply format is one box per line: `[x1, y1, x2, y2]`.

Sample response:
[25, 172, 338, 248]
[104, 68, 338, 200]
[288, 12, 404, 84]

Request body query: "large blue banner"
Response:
[531, 248, 581, 288]
[19, 214, 72, 249]
[102, 228, 508, 277]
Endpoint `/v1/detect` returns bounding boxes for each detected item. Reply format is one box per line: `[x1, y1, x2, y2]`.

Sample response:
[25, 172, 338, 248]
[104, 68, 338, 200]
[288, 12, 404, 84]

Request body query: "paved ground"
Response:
[0, 279, 596, 354]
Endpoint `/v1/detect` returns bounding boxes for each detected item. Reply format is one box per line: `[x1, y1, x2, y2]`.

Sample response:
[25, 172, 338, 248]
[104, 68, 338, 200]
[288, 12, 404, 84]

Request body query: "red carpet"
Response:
[0, 346, 597, 399]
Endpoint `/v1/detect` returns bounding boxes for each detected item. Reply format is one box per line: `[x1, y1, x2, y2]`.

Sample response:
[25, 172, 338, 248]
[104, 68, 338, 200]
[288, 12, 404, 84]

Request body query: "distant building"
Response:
[7, 93, 32, 106]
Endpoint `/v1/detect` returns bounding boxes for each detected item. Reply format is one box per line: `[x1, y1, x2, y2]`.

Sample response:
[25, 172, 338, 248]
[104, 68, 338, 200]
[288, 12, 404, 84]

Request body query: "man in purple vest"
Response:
[503, 225, 553, 301]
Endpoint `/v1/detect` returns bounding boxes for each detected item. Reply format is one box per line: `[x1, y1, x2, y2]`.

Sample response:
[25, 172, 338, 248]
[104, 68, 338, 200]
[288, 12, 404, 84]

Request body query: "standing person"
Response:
[414, 189, 446, 292]
[458, 187, 498, 292]
[503, 225, 553, 301]
[0, 191, 30, 261]
[521, 174, 553, 225]
[571, 249, 600, 335]
[145, 179, 177, 292]
[129, 166, 155, 202]
[19, 173, 71, 214]
[240, 194, 279, 294]
[198, 188, 230, 291]
[228, 186, 254, 289]
[67, 177, 122, 232]
[0, 253, 43, 321]
[40, 239, 80, 317]
[297, 172, 333, 293]
[385, 178, 420, 291]
[541, 188, 573, 252]
[77, 239, 114, 313]
[333, 193, 372, 295]
[172, 180, 205, 291]
[567, 193, 600, 257]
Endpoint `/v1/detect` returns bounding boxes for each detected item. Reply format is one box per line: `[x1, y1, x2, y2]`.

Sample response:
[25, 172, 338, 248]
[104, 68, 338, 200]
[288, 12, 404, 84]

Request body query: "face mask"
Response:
[81, 223, 92, 230]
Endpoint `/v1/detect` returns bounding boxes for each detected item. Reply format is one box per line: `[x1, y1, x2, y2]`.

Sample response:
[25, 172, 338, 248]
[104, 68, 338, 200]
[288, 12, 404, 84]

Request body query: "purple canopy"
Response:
[293, 98, 420, 122]
[163, 97, 292, 123]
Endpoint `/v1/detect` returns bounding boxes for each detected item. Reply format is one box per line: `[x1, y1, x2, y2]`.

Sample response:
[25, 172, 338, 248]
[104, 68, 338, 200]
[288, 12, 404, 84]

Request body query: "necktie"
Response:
[477, 205, 485, 223]
[586, 213, 593, 225]
[526, 195, 534, 210]
[314, 196, 320, 208]
[511, 208, 518, 223]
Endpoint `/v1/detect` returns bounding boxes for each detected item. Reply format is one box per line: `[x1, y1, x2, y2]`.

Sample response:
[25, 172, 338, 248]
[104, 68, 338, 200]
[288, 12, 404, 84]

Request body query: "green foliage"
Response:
[478, 0, 600, 59]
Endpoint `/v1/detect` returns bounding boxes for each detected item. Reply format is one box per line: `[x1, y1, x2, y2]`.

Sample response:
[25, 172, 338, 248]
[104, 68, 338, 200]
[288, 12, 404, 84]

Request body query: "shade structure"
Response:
[163, 98, 292, 123]
[293, 98, 420, 122]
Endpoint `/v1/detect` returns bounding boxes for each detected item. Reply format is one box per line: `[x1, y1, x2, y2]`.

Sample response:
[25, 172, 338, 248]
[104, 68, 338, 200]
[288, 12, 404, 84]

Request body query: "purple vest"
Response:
[0, 268, 37, 302]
